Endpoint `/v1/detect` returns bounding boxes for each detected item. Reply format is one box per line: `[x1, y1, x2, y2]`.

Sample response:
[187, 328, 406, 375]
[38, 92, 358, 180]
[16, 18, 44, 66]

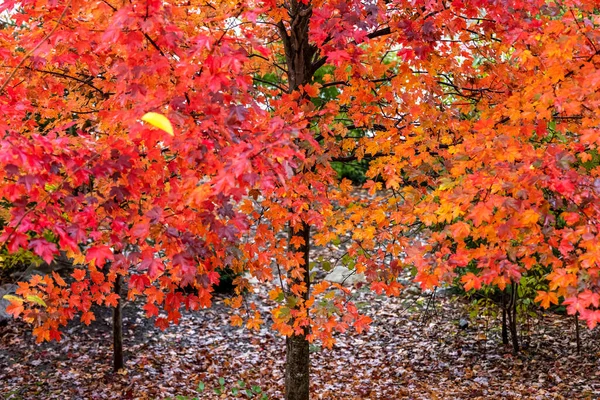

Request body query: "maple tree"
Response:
[2, 0, 600, 399]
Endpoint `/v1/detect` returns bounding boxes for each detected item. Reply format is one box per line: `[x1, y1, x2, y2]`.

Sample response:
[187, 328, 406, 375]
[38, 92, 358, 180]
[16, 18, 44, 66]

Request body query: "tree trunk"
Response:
[507, 282, 519, 354]
[113, 274, 124, 372]
[285, 332, 310, 400]
[501, 292, 509, 345]
[575, 313, 581, 355]
[278, 3, 315, 399]
[285, 222, 311, 400]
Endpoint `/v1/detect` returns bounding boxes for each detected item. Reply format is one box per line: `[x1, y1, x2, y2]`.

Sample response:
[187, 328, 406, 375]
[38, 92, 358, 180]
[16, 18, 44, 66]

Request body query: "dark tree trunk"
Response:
[575, 313, 581, 355]
[278, 3, 316, 399]
[501, 292, 509, 345]
[285, 223, 311, 400]
[507, 283, 519, 354]
[285, 332, 310, 400]
[113, 274, 124, 372]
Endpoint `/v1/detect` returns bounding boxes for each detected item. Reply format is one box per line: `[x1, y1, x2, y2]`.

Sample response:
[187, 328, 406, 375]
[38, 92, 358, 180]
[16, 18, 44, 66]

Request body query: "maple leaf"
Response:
[80, 311, 95, 326]
[52, 271, 67, 287]
[143, 303, 160, 318]
[289, 235, 306, 249]
[72, 269, 86, 281]
[370, 281, 386, 295]
[155, 318, 170, 331]
[5, 298, 24, 318]
[535, 291, 559, 309]
[86, 245, 114, 267]
[104, 293, 120, 307]
[461, 273, 482, 291]
[29, 239, 57, 264]
[130, 222, 150, 239]
[129, 274, 151, 292]
[230, 314, 243, 326]
[353, 315, 372, 334]
[33, 326, 50, 343]
[140, 256, 165, 279]
[578, 290, 600, 309]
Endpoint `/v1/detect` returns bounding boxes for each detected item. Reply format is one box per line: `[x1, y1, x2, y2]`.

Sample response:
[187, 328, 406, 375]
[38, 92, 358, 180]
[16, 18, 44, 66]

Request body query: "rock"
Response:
[10, 251, 73, 281]
[435, 286, 455, 297]
[324, 266, 366, 285]
[11, 266, 47, 282]
[458, 318, 469, 330]
[0, 283, 18, 325]
[405, 285, 422, 296]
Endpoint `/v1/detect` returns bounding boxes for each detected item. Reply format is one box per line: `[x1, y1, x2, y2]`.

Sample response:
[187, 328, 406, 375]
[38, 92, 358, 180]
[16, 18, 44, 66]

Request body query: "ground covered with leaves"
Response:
[2, 280, 600, 400]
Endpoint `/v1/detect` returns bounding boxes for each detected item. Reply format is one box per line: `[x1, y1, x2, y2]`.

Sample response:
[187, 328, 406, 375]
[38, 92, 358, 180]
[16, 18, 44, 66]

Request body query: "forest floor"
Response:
[2, 277, 600, 400]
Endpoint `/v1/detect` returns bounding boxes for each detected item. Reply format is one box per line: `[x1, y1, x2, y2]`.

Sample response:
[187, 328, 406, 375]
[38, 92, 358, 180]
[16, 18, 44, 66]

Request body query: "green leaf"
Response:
[26, 295, 47, 307]
[197, 382, 205, 392]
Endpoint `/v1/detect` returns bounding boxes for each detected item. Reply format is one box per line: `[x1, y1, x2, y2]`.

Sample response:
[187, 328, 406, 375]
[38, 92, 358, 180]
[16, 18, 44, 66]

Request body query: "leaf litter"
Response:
[2, 278, 600, 399]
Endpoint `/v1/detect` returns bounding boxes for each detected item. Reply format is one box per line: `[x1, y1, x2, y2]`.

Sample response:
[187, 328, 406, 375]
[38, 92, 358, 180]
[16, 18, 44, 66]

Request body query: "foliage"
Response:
[0, 248, 41, 275]
[331, 159, 369, 185]
[0, 0, 599, 364]
[167, 380, 268, 400]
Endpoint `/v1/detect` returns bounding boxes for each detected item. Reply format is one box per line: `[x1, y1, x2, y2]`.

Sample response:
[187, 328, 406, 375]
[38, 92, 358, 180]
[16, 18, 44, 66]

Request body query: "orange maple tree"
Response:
[2, 0, 600, 399]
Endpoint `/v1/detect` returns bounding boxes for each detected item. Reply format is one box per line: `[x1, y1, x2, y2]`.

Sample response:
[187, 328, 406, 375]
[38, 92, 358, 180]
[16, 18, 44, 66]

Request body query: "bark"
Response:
[575, 313, 581, 355]
[507, 283, 519, 354]
[278, 3, 316, 399]
[285, 331, 311, 400]
[501, 292, 509, 345]
[113, 274, 124, 372]
[285, 223, 311, 400]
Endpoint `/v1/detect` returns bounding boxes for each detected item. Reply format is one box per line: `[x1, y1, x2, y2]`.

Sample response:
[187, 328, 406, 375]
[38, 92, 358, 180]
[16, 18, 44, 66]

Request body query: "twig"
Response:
[0, 0, 73, 94]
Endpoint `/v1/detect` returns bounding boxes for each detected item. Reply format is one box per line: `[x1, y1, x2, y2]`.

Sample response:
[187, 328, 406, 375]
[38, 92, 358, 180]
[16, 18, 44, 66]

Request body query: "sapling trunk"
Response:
[113, 274, 124, 372]
[285, 223, 311, 400]
[507, 282, 519, 354]
[501, 292, 509, 345]
[575, 313, 581, 355]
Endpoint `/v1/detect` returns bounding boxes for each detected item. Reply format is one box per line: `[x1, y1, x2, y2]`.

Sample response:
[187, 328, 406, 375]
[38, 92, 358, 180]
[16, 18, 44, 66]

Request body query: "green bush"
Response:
[331, 159, 370, 185]
[168, 380, 268, 400]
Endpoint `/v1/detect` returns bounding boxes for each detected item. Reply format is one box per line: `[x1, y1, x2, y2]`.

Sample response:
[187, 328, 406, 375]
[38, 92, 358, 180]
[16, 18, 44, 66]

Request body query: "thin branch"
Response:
[0, 0, 73, 94]
[253, 77, 288, 92]
[25, 67, 107, 96]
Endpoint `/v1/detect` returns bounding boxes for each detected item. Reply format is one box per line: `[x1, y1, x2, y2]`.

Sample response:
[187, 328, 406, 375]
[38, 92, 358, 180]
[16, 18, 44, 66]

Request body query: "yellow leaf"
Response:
[26, 295, 47, 307]
[141, 112, 174, 136]
[3, 294, 23, 303]
[438, 178, 457, 191]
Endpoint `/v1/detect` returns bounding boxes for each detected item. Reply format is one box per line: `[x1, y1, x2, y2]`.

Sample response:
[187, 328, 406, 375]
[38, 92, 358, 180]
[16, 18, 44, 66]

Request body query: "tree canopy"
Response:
[1, 0, 600, 356]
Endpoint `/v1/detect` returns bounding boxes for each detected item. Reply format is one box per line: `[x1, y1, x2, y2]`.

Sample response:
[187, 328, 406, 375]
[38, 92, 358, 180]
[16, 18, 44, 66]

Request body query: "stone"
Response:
[324, 266, 366, 285]
[0, 283, 18, 325]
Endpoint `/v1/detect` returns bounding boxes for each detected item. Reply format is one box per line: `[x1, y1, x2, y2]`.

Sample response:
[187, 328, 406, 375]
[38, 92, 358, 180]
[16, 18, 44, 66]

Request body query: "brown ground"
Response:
[2, 280, 600, 400]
